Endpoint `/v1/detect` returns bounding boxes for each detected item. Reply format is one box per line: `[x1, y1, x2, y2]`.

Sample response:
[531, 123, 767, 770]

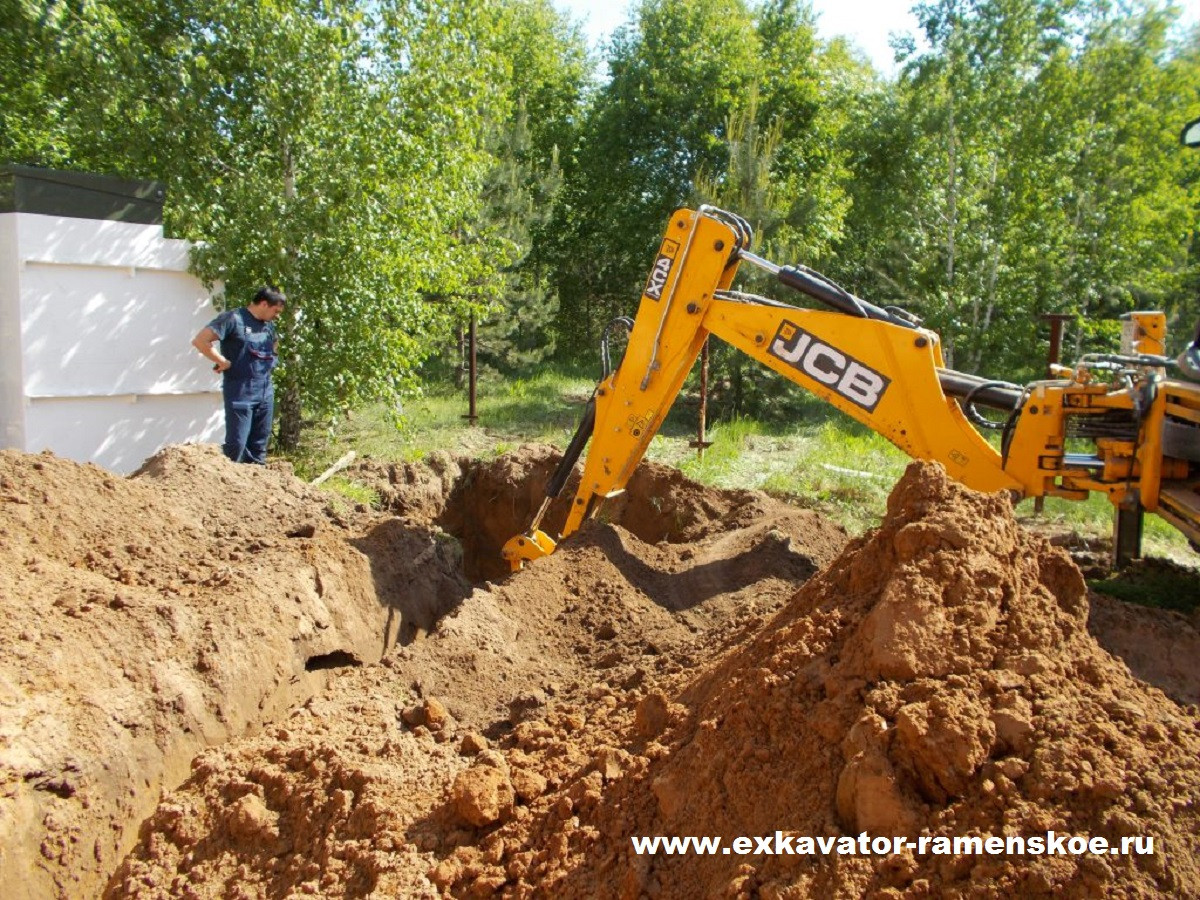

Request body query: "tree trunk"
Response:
[1070, 115, 1097, 360]
[946, 100, 957, 298]
[731, 353, 744, 418]
[970, 157, 1002, 374]
[275, 139, 302, 453]
[943, 75, 958, 370]
[276, 377, 303, 452]
[456, 324, 466, 389]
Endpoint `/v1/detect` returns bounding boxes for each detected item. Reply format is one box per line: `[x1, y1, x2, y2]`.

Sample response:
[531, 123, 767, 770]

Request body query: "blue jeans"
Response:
[223, 391, 274, 464]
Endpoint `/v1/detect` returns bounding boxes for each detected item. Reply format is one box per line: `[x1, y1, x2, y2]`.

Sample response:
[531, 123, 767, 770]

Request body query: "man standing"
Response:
[192, 286, 286, 464]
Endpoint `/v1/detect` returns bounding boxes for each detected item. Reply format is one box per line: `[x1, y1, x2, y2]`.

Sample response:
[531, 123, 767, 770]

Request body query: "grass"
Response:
[289, 368, 594, 479]
[1088, 556, 1200, 613]
[1019, 493, 1191, 563]
[284, 367, 1197, 564]
[644, 415, 912, 535]
[321, 475, 380, 511]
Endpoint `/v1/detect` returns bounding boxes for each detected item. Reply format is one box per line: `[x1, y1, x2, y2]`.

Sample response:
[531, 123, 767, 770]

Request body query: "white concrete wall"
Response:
[0, 216, 25, 450]
[0, 213, 223, 473]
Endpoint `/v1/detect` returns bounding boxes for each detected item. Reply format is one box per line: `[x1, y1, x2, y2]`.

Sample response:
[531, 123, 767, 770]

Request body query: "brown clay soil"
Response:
[1, 444, 1199, 899]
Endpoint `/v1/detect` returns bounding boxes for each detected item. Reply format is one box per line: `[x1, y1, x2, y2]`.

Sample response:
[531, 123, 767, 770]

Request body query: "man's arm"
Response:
[192, 326, 231, 372]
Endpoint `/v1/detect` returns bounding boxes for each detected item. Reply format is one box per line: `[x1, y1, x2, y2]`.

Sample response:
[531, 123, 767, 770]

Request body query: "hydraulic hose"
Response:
[775, 265, 917, 328]
[736, 249, 920, 330]
[545, 397, 596, 500]
[936, 369, 1024, 412]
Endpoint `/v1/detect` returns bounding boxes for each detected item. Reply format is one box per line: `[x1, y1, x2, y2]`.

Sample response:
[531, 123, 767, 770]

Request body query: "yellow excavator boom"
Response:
[503, 207, 1200, 570]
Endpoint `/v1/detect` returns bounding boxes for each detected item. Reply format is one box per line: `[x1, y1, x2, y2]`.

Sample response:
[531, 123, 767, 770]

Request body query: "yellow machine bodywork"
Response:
[503, 207, 1200, 570]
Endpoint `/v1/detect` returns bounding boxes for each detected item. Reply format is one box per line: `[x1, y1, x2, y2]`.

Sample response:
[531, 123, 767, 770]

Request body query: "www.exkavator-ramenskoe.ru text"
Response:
[630, 832, 1154, 857]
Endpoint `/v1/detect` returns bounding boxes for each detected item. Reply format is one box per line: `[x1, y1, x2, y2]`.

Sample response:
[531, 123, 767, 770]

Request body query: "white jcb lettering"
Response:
[838, 362, 885, 408]
[768, 322, 890, 412]
[771, 332, 811, 364]
[802, 343, 844, 385]
[646, 257, 672, 299]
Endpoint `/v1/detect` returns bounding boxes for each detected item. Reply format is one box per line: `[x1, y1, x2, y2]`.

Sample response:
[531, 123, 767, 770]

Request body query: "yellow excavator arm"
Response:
[503, 207, 1200, 570]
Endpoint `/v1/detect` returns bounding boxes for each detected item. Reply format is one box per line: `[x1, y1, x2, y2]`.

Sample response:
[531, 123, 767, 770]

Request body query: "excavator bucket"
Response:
[501, 529, 557, 572]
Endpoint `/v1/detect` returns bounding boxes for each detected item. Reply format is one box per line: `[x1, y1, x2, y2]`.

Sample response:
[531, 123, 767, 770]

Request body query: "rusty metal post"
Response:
[690, 338, 714, 457]
[462, 316, 479, 426]
[1112, 501, 1145, 570]
[1043, 313, 1073, 376]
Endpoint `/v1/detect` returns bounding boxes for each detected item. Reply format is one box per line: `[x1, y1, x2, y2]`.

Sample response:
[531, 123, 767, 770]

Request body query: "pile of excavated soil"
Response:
[4, 444, 1200, 899]
[103, 453, 847, 899]
[427, 463, 1200, 898]
[0, 446, 415, 900]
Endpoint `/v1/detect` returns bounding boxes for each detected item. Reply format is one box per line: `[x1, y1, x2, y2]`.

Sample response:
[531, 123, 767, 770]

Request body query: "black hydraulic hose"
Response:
[545, 397, 596, 499]
[775, 265, 919, 330]
[937, 368, 1027, 464]
[961, 380, 1023, 430]
[936, 368, 1024, 412]
[736, 249, 922, 329]
[1000, 387, 1031, 466]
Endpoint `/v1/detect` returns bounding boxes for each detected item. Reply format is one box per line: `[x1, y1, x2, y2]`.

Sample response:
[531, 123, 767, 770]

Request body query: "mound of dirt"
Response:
[0, 445, 465, 900]
[6, 444, 1200, 899]
[99, 450, 847, 899]
[347, 445, 820, 584]
[1088, 592, 1200, 706]
[430, 462, 1200, 898]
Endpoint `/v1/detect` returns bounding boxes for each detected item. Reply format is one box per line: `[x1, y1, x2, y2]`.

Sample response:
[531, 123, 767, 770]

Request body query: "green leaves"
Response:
[838, 0, 1200, 377]
[5, 0, 1199, 441]
[546, 0, 835, 358]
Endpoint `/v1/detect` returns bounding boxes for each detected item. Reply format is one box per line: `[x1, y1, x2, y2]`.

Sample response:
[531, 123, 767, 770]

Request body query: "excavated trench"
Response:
[2, 442, 846, 899]
[93, 446, 853, 899]
[349, 443, 798, 627]
[356, 444, 773, 582]
[101, 455, 1200, 899]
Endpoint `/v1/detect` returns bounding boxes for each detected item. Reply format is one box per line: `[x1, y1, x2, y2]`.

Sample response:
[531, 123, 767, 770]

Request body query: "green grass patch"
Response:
[1089, 559, 1200, 613]
[674, 417, 767, 485]
[1017, 493, 1194, 562]
[757, 420, 911, 535]
[317, 475, 381, 513]
[287, 367, 594, 479]
[646, 411, 911, 535]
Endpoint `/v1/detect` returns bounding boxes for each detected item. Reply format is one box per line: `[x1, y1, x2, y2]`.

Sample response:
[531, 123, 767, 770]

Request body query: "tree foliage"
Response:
[3, 0, 1199, 438]
[544, 0, 763, 359]
[542, 0, 857, 366]
[837, 0, 1200, 377]
[166, 0, 515, 445]
[0, 0, 566, 445]
[474, 0, 589, 375]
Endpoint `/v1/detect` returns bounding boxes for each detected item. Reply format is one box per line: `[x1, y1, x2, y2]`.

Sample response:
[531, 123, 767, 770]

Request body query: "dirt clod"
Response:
[452, 766, 516, 828]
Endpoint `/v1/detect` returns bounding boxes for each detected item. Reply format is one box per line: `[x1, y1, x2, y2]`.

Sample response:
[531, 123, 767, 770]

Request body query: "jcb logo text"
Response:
[644, 239, 679, 301]
[768, 322, 890, 412]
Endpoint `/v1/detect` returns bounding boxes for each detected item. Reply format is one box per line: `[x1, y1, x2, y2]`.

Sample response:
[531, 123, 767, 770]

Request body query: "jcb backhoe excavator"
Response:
[503, 205, 1200, 571]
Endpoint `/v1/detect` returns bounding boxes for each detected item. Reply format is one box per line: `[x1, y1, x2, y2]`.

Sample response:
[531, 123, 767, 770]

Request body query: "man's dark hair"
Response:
[253, 286, 286, 307]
